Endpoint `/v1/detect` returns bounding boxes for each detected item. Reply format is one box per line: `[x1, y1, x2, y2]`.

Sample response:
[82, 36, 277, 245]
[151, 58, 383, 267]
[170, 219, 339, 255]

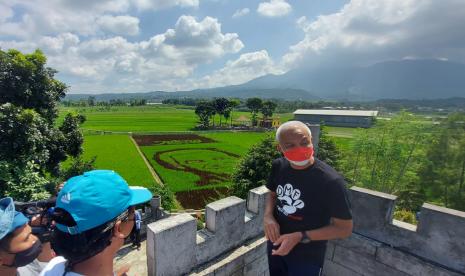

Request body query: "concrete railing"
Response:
[348, 187, 465, 274]
[146, 186, 465, 276]
[146, 186, 269, 276]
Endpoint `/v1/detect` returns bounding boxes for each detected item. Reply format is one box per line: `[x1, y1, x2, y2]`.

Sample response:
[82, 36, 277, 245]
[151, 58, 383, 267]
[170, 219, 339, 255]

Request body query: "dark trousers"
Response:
[267, 241, 322, 276]
[130, 228, 141, 247]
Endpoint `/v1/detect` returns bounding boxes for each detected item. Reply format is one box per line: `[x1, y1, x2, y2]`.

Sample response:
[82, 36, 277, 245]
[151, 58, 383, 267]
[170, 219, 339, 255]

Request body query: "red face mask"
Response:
[283, 146, 314, 165]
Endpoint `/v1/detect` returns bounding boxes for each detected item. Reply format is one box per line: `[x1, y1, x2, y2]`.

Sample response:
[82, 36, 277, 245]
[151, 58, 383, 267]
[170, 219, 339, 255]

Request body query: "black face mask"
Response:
[3, 240, 43, 268]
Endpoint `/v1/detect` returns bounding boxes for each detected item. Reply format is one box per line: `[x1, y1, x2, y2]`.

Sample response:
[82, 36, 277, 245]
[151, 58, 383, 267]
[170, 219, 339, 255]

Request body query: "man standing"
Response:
[264, 121, 353, 276]
[131, 210, 142, 249]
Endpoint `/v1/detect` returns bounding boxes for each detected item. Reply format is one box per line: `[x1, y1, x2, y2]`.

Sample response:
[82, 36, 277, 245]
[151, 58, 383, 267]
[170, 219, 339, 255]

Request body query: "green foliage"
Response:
[246, 98, 263, 126]
[317, 125, 342, 171]
[59, 156, 96, 181]
[213, 98, 230, 126]
[395, 181, 426, 212]
[0, 103, 50, 165]
[393, 209, 417, 225]
[194, 98, 241, 129]
[231, 135, 281, 198]
[0, 161, 50, 201]
[261, 100, 277, 119]
[195, 101, 215, 129]
[151, 184, 177, 211]
[342, 112, 430, 194]
[0, 49, 67, 122]
[59, 113, 86, 157]
[0, 49, 84, 200]
[418, 112, 465, 211]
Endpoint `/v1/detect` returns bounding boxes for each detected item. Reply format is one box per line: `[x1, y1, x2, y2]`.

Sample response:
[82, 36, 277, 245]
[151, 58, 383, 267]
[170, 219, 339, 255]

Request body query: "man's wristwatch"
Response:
[300, 231, 311, 243]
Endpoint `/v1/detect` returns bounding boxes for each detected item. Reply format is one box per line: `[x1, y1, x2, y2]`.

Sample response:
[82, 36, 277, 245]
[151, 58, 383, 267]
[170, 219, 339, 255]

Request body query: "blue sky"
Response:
[1, 0, 464, 93]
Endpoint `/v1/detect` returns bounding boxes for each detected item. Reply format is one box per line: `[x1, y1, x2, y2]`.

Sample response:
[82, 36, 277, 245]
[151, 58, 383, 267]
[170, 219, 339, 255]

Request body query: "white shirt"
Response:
[39, 257, 82, 276]
[18, 259, 48, 276]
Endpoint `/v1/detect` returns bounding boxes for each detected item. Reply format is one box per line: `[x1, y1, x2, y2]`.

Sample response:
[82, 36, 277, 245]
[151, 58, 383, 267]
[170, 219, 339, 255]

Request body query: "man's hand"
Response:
[271, 232, 301, 256]
[30, 214, 48, 226]
[263, 214, 280, 243]
[115, 265, 130, 276]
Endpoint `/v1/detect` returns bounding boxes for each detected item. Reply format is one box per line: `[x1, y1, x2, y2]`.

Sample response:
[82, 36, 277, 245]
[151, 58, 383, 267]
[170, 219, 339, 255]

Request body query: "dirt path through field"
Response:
[129, 135, 164, 186]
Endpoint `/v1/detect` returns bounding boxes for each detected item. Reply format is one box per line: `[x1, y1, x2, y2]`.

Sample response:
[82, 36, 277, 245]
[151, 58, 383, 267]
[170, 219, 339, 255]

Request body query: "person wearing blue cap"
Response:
[39, 170, 153, 276]
[0, 197, 43, 276]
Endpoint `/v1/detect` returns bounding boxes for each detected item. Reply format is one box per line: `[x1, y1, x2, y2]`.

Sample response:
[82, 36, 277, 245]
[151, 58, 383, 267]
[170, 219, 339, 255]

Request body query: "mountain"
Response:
[240, 59, 465, 100]
[65, 59, 465, 101]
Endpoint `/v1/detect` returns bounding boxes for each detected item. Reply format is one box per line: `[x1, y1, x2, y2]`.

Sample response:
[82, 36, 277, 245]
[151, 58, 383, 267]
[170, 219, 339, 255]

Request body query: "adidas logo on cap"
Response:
[60, 193, 72, 204]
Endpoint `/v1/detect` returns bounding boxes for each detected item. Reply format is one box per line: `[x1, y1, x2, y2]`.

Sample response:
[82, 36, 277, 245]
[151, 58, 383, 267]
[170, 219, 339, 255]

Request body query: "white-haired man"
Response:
[264, 121, 353, 276]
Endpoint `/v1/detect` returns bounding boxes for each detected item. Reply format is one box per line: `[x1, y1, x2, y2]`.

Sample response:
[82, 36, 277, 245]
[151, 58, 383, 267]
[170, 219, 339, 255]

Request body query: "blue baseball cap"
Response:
[0, 197, 29, 240]
[55, 170, 152, 235]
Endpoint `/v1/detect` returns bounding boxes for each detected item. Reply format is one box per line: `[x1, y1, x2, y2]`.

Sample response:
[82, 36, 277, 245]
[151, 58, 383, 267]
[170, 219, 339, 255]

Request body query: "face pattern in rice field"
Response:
[136, 132, 271, 208]
[154, 148, 240, 186]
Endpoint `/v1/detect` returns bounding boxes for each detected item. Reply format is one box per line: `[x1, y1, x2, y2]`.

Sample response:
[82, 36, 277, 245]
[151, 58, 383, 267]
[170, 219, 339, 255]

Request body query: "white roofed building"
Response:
[293, 109, 379, 128]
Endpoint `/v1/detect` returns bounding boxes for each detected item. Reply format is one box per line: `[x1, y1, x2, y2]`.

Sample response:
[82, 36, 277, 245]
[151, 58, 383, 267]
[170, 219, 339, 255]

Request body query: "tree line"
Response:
[194, 97, 277, 129]
[62, 97, 147, 107]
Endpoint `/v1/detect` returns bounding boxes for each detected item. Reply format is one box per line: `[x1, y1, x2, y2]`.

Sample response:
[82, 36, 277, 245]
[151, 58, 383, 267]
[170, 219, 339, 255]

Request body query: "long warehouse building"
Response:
[293, 109, 379, 128]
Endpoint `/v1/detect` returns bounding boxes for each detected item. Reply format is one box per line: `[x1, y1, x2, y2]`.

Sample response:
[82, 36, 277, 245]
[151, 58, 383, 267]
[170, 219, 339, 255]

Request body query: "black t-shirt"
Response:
[265, 157, 352, 266]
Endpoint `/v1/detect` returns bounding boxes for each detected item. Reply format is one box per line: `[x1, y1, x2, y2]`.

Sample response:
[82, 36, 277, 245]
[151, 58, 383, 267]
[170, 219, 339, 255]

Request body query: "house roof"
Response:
[293, 109, 379, 117]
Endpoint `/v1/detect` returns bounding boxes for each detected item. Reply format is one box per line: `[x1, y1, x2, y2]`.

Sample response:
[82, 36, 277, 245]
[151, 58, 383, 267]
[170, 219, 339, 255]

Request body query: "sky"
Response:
[1, 0, 465, 94]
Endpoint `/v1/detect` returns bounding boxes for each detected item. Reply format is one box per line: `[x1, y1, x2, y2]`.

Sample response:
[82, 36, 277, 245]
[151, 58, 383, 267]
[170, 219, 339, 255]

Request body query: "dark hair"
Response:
[50, 208, 128, 273]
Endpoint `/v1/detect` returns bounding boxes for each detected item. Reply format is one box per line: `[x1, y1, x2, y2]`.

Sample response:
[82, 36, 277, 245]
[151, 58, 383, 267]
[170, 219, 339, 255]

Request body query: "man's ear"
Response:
[112, 221, 125, 239]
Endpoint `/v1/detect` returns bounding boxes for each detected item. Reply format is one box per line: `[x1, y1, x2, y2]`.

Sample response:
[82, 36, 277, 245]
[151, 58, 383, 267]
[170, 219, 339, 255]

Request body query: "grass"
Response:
[79, 134, 156, 188]
[59, 105, 294, 133]
[58, 105, 355, 197]
[331, 136, 353, 153]
[139, 132, 272, 192]
[59, 106, 198, 132]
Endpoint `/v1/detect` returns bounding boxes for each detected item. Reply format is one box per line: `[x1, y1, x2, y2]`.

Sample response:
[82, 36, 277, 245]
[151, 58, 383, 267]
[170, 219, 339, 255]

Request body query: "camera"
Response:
[15, 197, 57, 243]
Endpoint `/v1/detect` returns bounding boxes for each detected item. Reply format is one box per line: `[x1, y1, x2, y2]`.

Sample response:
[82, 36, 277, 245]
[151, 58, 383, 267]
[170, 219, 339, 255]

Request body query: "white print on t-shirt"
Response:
[276, 183, 305, 215]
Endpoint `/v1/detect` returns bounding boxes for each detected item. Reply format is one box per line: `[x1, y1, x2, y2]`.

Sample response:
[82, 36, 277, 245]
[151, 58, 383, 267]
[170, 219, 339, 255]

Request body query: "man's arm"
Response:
[271, 217, 352, 256]
[263, 191, 280, 243]
[306, 217, 352, 241]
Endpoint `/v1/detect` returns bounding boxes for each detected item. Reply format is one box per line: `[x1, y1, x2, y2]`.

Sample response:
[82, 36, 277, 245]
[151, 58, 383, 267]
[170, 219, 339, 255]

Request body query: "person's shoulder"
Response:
[17, 259, 48, 276]
[313, 159, 345, 183]
[271, 157, 287, 170]
[272, 157, 286, 165]
[39, 256, 67, 276]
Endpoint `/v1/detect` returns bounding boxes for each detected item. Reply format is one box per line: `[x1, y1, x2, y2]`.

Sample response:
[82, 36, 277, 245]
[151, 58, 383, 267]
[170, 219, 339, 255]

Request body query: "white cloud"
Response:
[0, 1, 118, 38]
[161, 16, 244, 64]
[191, 50, 282, 89]
[96, 15, 140, 36]
[232, 8, 250, 18]
[0, 4, 14, 22]
[39, 33, 80, 54]
[131, 0, 199, 11]
[283, 0, 465, 70]
[0, 14, 244, 93]
[257, 0, 292, 18]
